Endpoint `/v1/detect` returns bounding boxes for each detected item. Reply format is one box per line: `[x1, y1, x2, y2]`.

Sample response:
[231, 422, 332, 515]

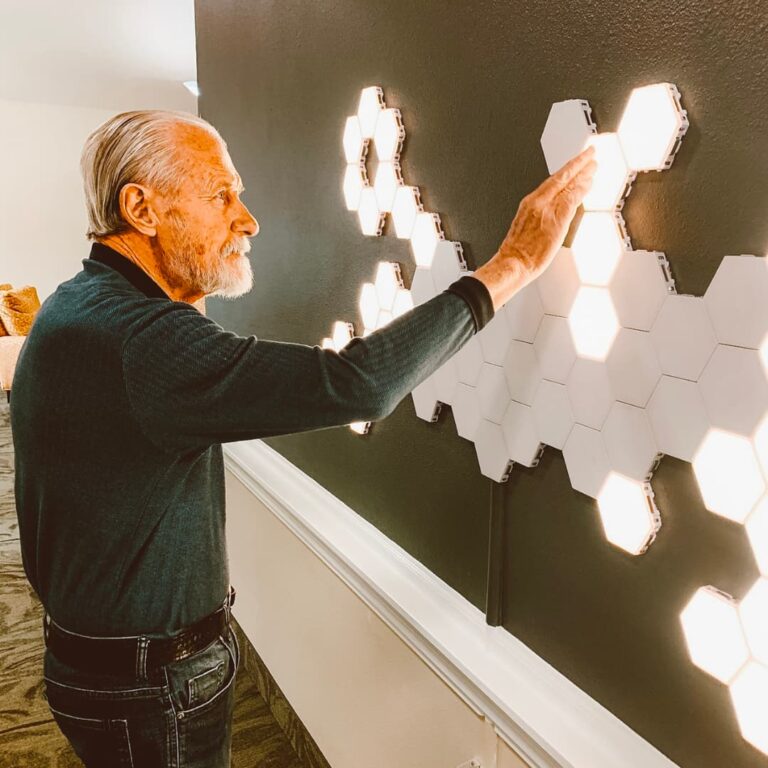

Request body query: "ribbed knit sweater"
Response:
[11, 242, 494, 637]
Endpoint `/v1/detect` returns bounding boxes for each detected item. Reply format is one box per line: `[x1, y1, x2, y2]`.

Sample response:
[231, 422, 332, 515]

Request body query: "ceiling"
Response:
[0, 0, 197, 112]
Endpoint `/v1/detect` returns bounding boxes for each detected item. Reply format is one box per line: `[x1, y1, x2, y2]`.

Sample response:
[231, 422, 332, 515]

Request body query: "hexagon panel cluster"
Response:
[334, 83, 768, 755]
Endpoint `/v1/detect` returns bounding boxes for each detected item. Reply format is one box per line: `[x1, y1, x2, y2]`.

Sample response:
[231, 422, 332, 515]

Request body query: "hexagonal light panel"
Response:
[602, 402, 660, 482]
[746, 496, 768, 576]
[357, 187, 384, 236]
[343, 164, 367, 211]
[729, 661, 768, 756]
[650, 294, 717, 381]
[571, 211, 628, 286]
[646, 376, 709, 462]
[566, 357, 615, 430]
[698, 344, 768, 437]
[531, 379, 574, 450]
[740, 577, 768, 666]
[692, 429, 765, 523]
[581, 133, 634, 212]
[373, 108, 404, 162]
[540, 99, 596, 175]
[536, 246, 580, 317]
[680, 586, 749, 684]
[704, 255, 768, 350]
[357, 86, 384, 139]
[567, 285, 620, 361]
[563, 423, 611, 499]
[474, 419, 513, 483]
[343, 116, 367, 164]
[373, 161, 402, 213]
[411, 211, 444, 267]
[596, 472, 660, 555]
[617, 82, 688, 172]
[610, 250, 673, 332]
[391, 186, 423, 239]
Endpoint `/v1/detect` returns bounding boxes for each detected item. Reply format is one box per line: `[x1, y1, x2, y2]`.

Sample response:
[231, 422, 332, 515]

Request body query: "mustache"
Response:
[221, 238, 251, 257]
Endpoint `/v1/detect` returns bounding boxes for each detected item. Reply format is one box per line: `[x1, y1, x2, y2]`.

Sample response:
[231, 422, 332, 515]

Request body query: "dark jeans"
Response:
[42, 615, 240, 768]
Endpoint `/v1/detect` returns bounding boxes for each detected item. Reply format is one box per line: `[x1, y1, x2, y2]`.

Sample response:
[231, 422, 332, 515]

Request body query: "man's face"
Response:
[152, 124, 259, 300]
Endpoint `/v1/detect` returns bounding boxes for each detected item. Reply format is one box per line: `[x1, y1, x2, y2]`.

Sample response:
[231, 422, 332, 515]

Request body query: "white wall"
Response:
[0, 99, 118, 300]
[225, 467, 530, 768]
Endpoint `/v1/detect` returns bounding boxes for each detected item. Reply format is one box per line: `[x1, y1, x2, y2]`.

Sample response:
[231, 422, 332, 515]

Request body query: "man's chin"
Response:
[207, 259, 254, 299]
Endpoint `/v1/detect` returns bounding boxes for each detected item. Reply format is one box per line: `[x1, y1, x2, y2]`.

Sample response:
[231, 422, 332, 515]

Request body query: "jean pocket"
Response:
[164, 630, 237, 717]
[48, 706, 134, 767]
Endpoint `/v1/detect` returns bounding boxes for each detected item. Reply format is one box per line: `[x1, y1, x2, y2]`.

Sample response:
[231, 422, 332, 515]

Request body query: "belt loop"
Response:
[136, 636, 149, 680]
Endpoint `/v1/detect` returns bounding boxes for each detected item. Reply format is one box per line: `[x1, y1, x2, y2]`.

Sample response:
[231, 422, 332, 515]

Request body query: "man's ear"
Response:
[119, 183, 159, 236]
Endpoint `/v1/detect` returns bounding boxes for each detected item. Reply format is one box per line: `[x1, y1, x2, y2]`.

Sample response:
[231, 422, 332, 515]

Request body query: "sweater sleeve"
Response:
[122, 280, 494, 452]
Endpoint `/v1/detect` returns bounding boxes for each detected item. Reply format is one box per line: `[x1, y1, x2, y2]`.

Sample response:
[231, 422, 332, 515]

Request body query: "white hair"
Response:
[80, 110, 223, 240]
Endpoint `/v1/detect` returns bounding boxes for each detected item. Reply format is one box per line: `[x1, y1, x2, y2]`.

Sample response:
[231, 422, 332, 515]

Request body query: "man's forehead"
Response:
[203, 168, 243, 190]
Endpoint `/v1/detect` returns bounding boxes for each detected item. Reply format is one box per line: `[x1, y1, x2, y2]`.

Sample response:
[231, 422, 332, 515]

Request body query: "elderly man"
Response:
[11, 109, 594, 766]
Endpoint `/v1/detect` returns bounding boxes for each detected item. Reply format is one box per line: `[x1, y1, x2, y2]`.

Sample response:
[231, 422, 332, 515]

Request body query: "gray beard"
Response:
[161, 218, 254, 300]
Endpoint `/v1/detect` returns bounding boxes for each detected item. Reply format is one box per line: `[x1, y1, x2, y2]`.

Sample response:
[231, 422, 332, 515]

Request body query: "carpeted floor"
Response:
[0, 397, 303, 768]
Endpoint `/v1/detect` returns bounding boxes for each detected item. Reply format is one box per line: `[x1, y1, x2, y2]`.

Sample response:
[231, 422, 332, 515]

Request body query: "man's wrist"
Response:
[473, 252, 528, 312]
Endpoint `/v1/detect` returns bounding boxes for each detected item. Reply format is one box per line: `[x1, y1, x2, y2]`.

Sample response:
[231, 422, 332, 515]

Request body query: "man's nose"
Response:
[235, 201, 259, 237]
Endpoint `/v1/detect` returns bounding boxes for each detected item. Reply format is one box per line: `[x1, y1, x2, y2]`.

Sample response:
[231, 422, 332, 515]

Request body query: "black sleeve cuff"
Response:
[444, 274, 495, 333]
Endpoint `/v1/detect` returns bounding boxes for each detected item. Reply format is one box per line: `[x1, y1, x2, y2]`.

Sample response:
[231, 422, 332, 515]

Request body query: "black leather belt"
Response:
[43, 586, 236, 680]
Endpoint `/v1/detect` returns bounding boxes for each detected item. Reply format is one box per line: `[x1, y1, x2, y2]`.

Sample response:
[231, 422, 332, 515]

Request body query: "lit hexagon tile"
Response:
[729, 661, 768, 756]
[582, 133, 634, 211]
[692, 429, 765, 524]
[596, 472, 660, 555]
[680, 587, 750, 684]
[571, 211, 628, 286]
[567, 285, 620, 361]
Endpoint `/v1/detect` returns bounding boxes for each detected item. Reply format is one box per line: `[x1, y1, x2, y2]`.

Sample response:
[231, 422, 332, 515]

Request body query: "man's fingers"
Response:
[538, 145, 597, 201]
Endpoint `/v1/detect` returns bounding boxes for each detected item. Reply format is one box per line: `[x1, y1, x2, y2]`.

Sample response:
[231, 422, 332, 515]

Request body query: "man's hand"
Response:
[474, 146, 597, 312]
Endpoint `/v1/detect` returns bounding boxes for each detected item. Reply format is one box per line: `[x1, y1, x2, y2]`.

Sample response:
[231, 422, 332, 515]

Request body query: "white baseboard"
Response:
[224, 439, 677, 768]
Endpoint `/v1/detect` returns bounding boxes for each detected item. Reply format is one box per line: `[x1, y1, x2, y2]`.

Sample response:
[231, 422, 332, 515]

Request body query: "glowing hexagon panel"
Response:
[597, 472, 660, 555]
[680, 587, 749, 684]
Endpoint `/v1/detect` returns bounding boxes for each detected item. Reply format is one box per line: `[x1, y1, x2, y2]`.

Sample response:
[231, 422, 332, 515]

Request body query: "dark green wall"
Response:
[194, 2, 768, 766]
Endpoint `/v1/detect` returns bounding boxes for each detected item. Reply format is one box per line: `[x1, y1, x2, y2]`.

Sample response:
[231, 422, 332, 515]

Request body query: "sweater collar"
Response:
[88, 242, 170, 300]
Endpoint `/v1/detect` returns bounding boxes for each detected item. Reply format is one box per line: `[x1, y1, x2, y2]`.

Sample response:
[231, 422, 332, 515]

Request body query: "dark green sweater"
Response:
[11, 242, 493, 638]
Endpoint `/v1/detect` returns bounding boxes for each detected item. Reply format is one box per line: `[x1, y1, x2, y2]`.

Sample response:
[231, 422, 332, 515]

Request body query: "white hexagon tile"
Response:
[335, 83, 768, 755]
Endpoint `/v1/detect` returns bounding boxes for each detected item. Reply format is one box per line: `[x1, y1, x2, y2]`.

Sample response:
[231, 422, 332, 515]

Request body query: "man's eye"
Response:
[216, 190, 228, 200]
